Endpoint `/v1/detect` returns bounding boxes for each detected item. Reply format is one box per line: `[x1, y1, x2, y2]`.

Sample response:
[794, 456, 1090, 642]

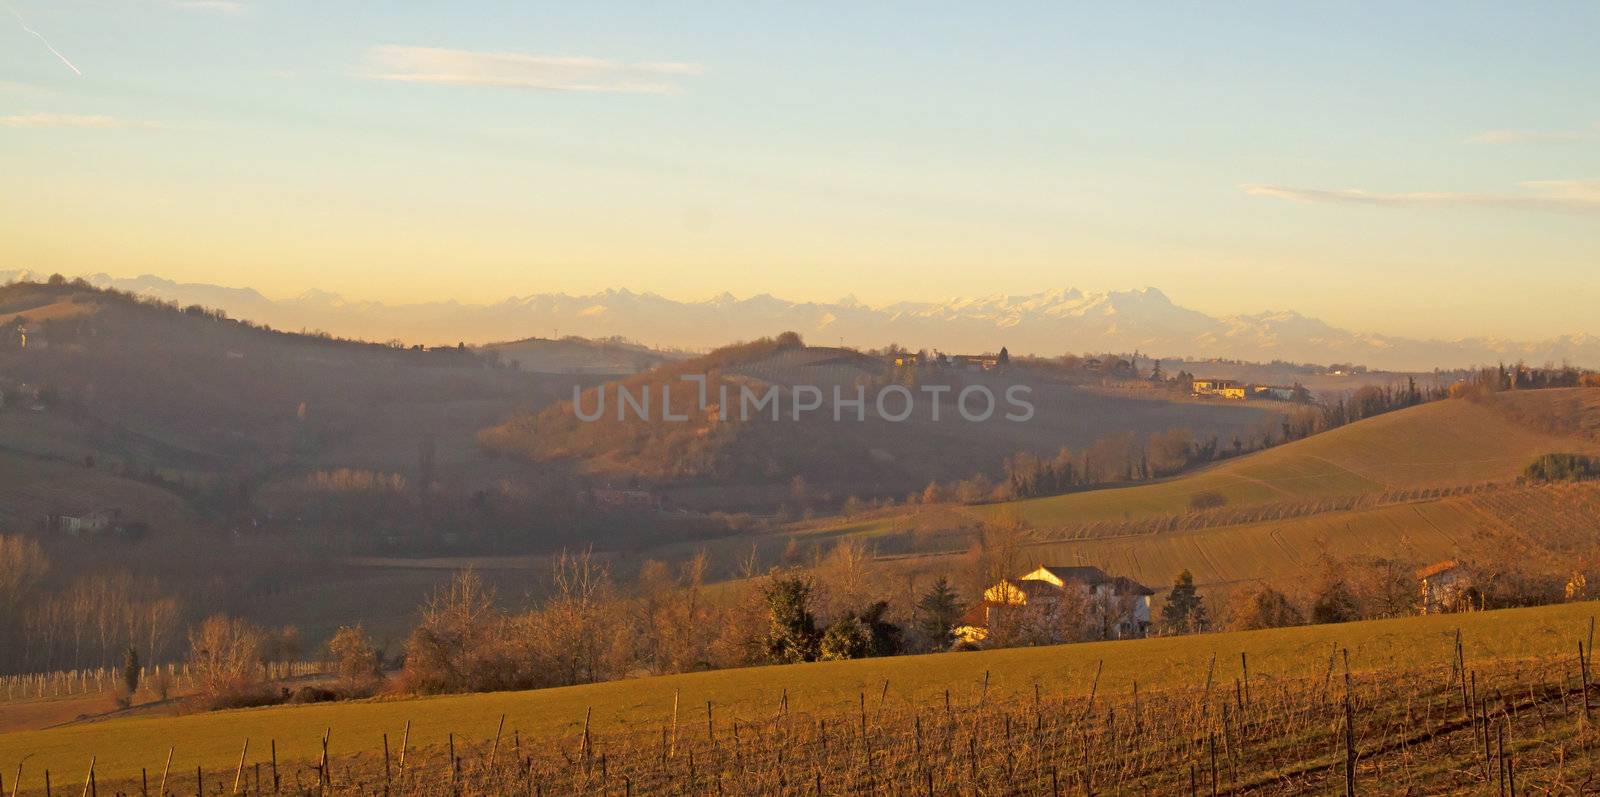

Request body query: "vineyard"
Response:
[7, 602, 1600, 795]
[0, 662, 326, 704]
[15, 638, 1600, 795]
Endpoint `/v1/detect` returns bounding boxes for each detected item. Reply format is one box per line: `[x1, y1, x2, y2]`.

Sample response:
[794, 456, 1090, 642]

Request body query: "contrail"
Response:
[5, 2, 81, 75]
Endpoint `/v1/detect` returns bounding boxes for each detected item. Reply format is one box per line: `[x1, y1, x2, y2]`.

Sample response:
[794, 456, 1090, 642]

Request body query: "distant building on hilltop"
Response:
[591, 488, 657, 509]
[44, 508, 147, 540]
[1191, 378, 1246, 399]
[950, 354, 1001, 371]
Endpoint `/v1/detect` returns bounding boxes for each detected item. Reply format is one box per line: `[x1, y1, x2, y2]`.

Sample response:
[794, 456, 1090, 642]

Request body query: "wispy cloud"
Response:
[167, 0, 245, 13]
[360, 45, 704, 94]
[1239, 180, 1600, 214]
[1468, 128, 1590, 145]
[1, 112, 160, 129]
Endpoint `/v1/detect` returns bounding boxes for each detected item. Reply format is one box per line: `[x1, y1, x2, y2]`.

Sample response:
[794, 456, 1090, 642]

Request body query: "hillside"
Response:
[3, 601, 1595, 789]
[0, 450, 192, 533]
[1014, 480, 1600, 601]
[478, 335, 683, 375]
[479, 335, 1277, 504]
[994, 389, 1600, 528]
[0, 280, 585, 481]
[726, 389, 1600, 614]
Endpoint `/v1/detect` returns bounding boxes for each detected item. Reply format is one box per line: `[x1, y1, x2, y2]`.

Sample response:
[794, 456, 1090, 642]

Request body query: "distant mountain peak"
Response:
[3, 270, 1595, 369]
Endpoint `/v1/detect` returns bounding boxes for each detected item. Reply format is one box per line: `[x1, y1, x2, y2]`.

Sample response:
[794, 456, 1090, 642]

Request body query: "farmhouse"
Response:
[43, 508, 146, 540]
[889, 349, 1008, 371]
[48, 509, 116, 536]
[955, 565, 1155, 644]
[950, 354, 1001, 371]
[1191, 379, 1246, 399]
[1417, 560, 1475, 614]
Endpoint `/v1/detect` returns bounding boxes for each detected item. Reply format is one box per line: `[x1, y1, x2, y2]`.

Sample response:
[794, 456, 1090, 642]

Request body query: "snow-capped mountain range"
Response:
[5, 270, 1597, 371]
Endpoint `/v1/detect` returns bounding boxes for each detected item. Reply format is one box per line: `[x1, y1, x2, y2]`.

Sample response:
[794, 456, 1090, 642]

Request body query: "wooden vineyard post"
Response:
[1582, 642, 1593, 725]
[232, 739, 248, 795]
[397, 721, 410, 782]
[157, 748, 172, 797]
[670, 690, 680, 758]
[490, 713, 506, 766]
[1343, 690, 1357, 797]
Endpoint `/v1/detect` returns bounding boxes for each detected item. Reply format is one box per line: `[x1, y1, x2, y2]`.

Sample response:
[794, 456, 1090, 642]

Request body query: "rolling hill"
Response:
[478, 335, 683, 375]
[995, 390, 1599, 528]
[477, 335, 1279, 505]
[751, 388, 1600, 609]
[0, 279, 606, 487]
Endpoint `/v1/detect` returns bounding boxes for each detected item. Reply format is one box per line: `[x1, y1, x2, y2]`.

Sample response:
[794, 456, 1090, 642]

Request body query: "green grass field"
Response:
[5, 601, 1599, 787]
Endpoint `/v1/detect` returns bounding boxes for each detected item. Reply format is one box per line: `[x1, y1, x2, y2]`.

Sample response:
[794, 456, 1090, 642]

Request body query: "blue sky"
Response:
[2, 1, 1598, 339]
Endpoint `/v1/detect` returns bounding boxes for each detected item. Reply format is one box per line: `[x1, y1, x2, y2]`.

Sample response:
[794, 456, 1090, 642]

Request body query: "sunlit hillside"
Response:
[993, 389, 1599, 528]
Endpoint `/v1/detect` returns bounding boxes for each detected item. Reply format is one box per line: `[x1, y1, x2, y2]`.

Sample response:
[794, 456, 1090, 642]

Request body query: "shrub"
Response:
[326, 624, 383, 697]
[1227, 585, 1304, 631]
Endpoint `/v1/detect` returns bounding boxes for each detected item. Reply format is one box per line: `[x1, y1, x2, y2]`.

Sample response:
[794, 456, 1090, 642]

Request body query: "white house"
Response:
[48, 509, 117, 536]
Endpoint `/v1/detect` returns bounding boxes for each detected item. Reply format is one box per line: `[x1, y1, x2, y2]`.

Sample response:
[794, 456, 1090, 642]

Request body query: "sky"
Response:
[2, 1, 1598, 341]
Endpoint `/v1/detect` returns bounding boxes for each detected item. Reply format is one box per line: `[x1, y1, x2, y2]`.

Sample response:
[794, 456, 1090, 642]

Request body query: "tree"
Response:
[1159, 570, 1208, 634]
[819, 617, 869, 661]
[817, 539, 876, 619]
[187, 615, 266, 705]
[1227, 586, 1303, 631]
[401, 569, 503, 694]
[119, 644, 141, 708]
[327, 624, 382, 695]
[913, 577, 964, 651]
[965, 515, 1027, 597]
[761, 576, 820, 664]
[1310, 562, 1360, 624]
[984, 589, 1089, 649]
[1349, 557, 1419, 618]
[819, 601, 902, 660]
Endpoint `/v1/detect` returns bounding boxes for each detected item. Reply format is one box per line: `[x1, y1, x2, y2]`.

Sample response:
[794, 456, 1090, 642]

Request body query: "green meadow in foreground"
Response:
[3, 600, 1597, 787]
